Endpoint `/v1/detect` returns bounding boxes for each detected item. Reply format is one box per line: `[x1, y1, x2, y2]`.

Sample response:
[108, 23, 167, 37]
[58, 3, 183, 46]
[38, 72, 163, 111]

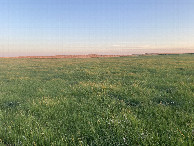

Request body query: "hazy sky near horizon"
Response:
[0, 0, 194, 56]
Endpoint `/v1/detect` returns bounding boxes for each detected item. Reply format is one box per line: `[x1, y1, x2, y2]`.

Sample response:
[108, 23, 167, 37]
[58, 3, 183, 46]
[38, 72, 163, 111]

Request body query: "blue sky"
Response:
[0, 0, 194, 56]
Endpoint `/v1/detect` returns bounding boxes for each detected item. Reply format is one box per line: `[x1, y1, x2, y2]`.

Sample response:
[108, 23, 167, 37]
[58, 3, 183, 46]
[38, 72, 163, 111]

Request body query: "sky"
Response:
[0, 0, 194, 57]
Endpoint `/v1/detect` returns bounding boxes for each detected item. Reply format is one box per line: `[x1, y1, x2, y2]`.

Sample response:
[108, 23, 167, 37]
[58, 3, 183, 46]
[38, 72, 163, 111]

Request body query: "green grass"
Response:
[0, 54, 193, 145]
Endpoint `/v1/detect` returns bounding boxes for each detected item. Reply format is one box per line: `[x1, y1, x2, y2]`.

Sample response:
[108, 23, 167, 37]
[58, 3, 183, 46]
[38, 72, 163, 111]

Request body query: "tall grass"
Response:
[0, 54, 193, 145]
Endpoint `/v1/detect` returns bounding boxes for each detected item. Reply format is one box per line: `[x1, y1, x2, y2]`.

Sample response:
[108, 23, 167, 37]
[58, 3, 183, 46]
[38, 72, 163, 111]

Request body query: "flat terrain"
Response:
[0, 54, 193, 145]
[1, 54, 126, 59]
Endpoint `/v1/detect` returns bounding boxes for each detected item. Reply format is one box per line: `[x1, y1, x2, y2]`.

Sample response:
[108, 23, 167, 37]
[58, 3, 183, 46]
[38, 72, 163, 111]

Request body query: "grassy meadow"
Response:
[0, 54, 193, 145]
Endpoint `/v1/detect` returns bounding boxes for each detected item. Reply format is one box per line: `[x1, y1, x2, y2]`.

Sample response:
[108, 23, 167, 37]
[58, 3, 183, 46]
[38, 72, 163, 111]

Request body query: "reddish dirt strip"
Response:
[0, 53, 192, 58]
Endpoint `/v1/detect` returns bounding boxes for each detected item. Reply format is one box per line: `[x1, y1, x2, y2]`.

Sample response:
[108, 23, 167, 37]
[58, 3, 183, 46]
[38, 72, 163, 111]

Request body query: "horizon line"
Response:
[1, 52, 194, 58]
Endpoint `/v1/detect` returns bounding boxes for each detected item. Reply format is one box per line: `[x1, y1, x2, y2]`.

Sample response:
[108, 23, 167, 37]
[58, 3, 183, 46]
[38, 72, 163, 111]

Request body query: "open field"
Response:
[0, 54, 193, 145]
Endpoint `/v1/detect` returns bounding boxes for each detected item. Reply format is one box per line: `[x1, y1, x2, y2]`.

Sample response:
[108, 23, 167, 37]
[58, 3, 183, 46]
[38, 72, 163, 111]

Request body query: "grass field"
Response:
[0, 54, 193, 145]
